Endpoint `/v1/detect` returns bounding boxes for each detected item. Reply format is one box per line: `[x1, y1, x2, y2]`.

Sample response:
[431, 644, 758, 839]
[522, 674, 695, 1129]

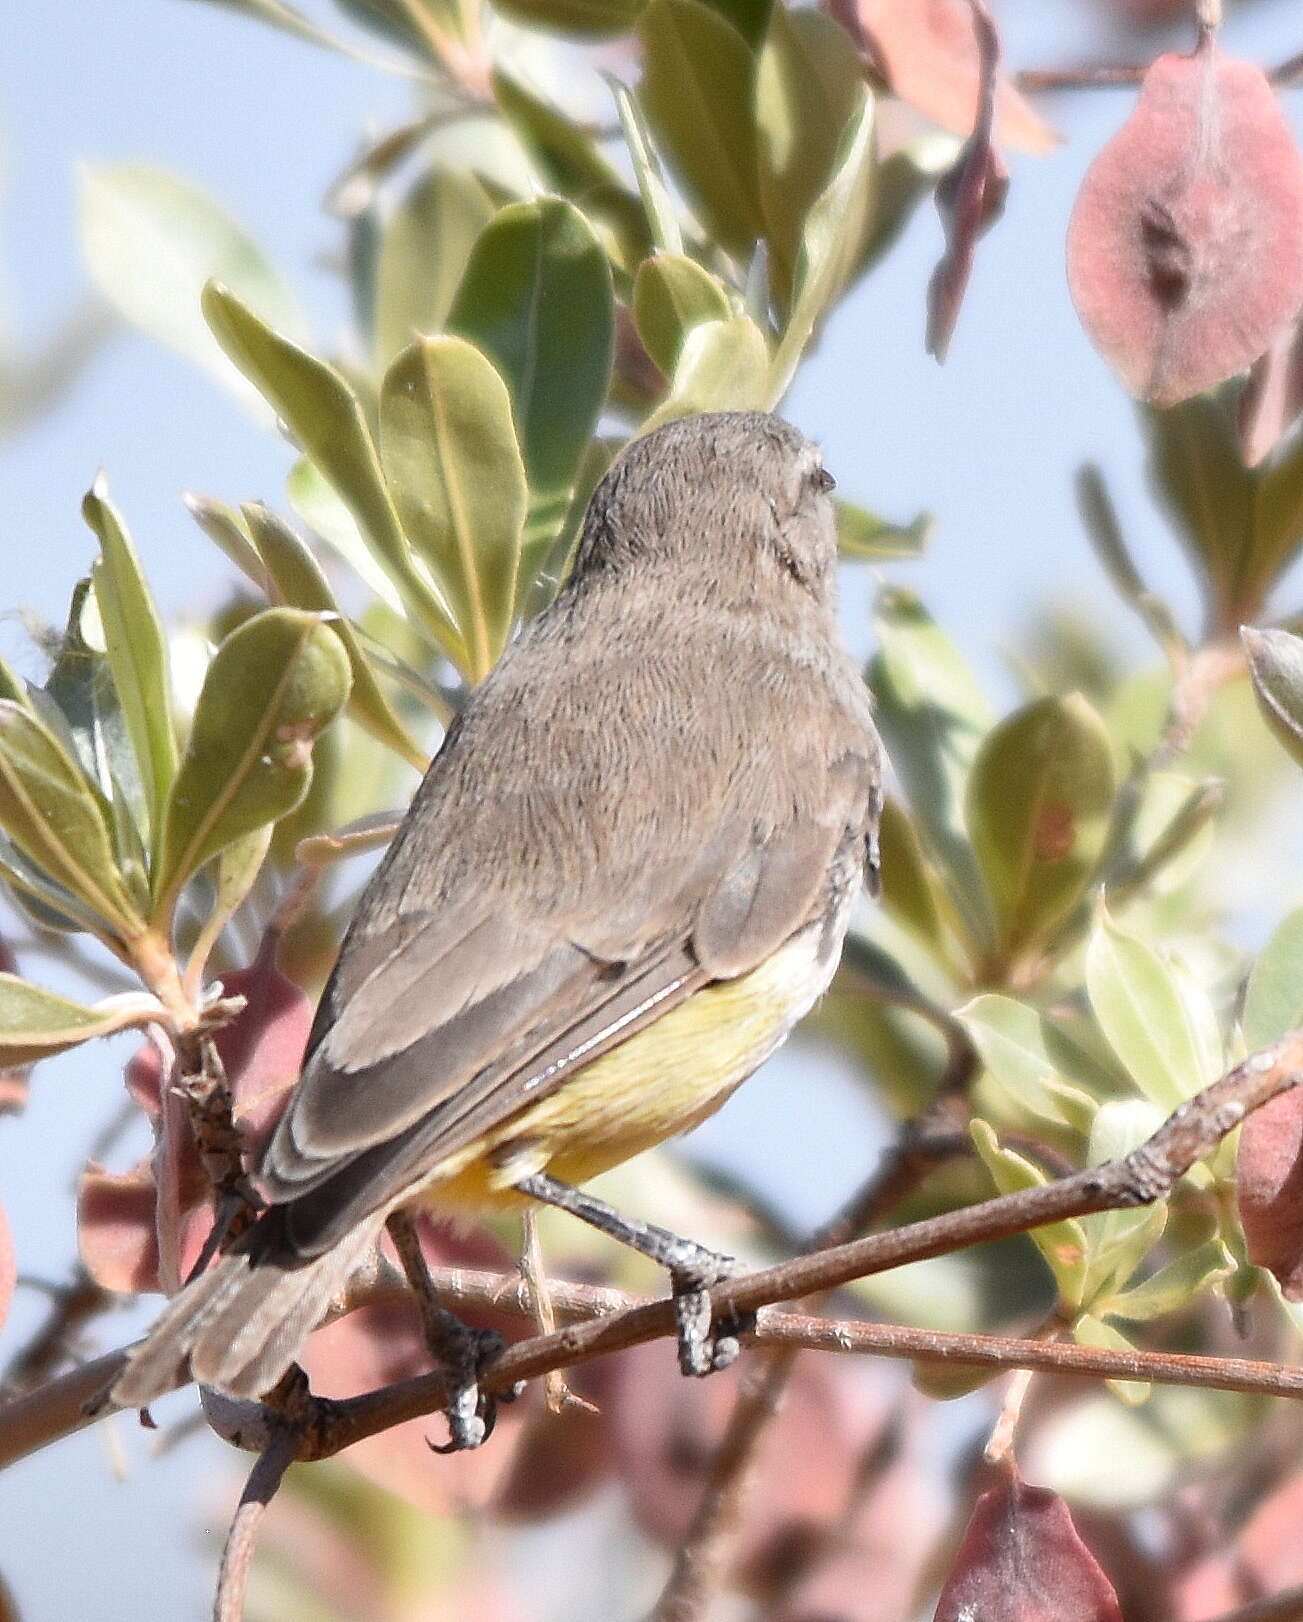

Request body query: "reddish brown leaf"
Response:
[934, 1468, 1123, 1622]
[0, 1200, 14, 1333]
[1236, 1086, 1303, 1297]
[844, 0, 1058, 156]
[76, 1158, 212, 1295]
[1067, 41, 1303, 408]
[1240, 318, 1303, 465]
[925, 0, 1009, 361]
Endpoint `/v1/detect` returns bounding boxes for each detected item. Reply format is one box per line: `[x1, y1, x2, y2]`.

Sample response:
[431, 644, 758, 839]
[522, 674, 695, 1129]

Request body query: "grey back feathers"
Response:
[113, 412, 882, 1406]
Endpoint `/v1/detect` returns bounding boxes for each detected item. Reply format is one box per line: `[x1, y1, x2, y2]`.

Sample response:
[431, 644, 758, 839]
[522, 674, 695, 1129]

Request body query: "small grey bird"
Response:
[114, 411, 882, 1445]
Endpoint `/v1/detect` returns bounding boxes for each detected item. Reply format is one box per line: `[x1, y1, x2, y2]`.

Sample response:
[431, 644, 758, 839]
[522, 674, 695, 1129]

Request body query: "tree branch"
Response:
[3, 1031, 1301, 1474]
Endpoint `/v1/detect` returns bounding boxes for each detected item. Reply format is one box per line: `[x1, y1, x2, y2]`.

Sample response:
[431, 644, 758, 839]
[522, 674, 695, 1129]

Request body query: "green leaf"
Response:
[492, 0, 646, 37]
[754, 6, 863, 310]
[610, 78, 683, 255]
[0, 702, 145, 937]
[637, 0, 764, 258]
[1140, 395, 1287, 630]
[836, 498, 931, 561]
[0, 974, 156, 1067]
[180, 0, 421, 67]
[641, 315, 770, 430]
[374, 166, 497, 367]
[81, 476, 178, 842]
[965, 694, 1115, 960]
[240, 503, 428, 771]
[970, 1118, 1087, 1308]
[1072, 1314, 1150, 1405]
[79, 164, 306, 420]
[202, 281, 465, 661]
[1075, 464, 1185, 660]
[868, 588, 994, 946]
[957, 994, 1096, 1133]
[875, 798, 947, 956]
[1107, 1240, 1232, 1324]
[184, 493, 267, 587]
[449, 199, 613, 556]
[769, 91, 875, 401]
[493, 68, 623, 198]
[380, 336, 529, 682]
[856, 133, 955, 276]
[1243, 626, 1303, 771]
[1080, 1099, 1167, 1307]
[1085, 910, 1211, 1110]
[284, 460, 406, 616]
[153, 609, 351, 918]
[632, 254, 732, 378]
[1244, 907, 1303, 1049]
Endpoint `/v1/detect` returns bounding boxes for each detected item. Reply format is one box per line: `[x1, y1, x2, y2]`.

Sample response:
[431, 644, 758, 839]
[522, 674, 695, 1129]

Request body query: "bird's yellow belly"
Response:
[421, 920, 840, 1218]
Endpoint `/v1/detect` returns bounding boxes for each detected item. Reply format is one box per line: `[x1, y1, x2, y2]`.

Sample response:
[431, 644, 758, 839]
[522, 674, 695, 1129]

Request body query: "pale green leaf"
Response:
[374, 166, 496, 367]
[202, 281, 465, 660]
[240, 503, 428, 770]
[1107, 1240, 1232, 1323]
[632, 254, 731, 378]
[1086, 910, 1214, 1109]
[958, 993, 1097, 1133]
[637, 0, 763, 257]
[153, 609, 351, 917]
[965, 694, 1115, 959]
[1243, 626, 1303, 771]
[79, 164, 306, 419]
[1245, 907, 1303, 1049]
[754, 6, 862, 309]
[380, 336, 528, 681]
[970, 1118, 1087, 1308]
[0, 702, 144, 937]
[82, 476, 178, 841]
[0, 975, 159, 1067]
[769, 92, 875, 401]
[1073, 1313, 1150, 1404]
[640, 315, 770, 430]
[448, 199, 613, 559]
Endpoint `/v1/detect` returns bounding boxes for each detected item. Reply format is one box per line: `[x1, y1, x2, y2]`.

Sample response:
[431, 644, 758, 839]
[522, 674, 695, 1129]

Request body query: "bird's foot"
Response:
[425, 1319, 523, 1453]
[666, 1244, 756, 1377]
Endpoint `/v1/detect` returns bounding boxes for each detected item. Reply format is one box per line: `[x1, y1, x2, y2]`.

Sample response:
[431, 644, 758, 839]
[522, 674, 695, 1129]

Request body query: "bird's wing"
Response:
[255, 746, 872, 1259]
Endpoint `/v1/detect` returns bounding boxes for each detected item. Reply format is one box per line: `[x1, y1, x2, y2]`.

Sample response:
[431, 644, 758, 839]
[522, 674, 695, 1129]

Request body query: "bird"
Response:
[113, 410, 883, 1447]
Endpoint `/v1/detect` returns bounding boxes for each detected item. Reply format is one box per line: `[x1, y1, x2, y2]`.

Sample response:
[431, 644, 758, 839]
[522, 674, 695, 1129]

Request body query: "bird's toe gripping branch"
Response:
[386, 1211, 521, 1452]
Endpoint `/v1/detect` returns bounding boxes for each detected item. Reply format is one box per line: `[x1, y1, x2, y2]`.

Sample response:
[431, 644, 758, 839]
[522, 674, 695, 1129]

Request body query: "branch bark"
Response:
[2, 1031, 1301, 1475]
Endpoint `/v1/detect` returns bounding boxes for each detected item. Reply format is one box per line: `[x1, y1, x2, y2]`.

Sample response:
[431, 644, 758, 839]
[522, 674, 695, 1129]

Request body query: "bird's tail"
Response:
[111, 1213, 386, 1408]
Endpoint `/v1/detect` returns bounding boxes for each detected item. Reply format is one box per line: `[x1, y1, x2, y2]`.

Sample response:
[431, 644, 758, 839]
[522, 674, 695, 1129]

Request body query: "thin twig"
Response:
[4, 1032, 1303, 1473]
[212, 1433, 295, 1622]
[1, 1267, 114, 1394]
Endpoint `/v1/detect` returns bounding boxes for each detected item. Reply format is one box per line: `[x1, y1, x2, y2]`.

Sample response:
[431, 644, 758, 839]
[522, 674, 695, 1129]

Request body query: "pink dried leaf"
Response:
[934, 1468, 1123, 1622]
[1240, 319, 1303, 465]
[1068, 41, 1303, 408]
[77, 1159, 212, 1295]
[845, 0, 1058, 155]
[925, 0, 1009, 361]
[1237, 1086, 1303, 1297]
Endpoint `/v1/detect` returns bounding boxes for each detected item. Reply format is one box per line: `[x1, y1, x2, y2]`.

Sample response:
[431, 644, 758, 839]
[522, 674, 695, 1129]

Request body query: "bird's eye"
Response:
[812, 466, 836, 494]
